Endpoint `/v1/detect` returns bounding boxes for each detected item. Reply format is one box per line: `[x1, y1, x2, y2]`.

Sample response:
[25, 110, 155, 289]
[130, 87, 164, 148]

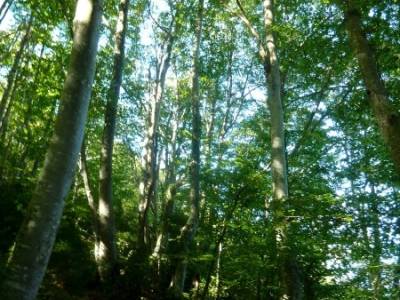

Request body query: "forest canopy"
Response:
[0, 0, 399, 299]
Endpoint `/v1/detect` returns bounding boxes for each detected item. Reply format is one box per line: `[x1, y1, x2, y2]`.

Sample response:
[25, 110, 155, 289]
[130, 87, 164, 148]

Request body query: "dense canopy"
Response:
[0, 0, 399, 299]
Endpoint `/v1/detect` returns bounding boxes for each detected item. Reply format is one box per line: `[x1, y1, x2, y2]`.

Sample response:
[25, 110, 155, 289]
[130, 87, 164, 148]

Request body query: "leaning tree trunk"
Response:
[262, 0, 302, 299]
[0, 0, 13, 25]
[343, 0, 400, 173]
[0, 14, 32, 136]
[97, 0, 129, 282]
[169, 0, 204, 295]
[0, 0, 102, 299]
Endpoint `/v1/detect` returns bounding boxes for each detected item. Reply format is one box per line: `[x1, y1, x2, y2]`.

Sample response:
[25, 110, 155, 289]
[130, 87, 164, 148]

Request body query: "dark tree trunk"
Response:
[343, 0, 400, 173]
[97, 0, 129, 282]
[0, 0, 13, 25]
[169, 0, 204, 295]
[0, 14, 32, 136]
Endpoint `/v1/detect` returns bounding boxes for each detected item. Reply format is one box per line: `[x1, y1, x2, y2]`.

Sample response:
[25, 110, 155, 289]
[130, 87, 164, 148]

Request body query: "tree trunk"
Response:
[0, 61, 20, 150]
[343, 0, 400, 173]
[17, 45, 45, 174]
[262, 0, 302, 299]
[138, 12, 176, 253]
[97, 0, 129, 282]
[0, 0, 13, 25]
[152, 109, 179, 265]
[370, 184, 382, 299]
[169, 0, 204, 295]
[0, 14, 32, 136]
[79, 138, 100, 263]
[214, 241, 222, 300]
[0, 0, 10, 17]
[394, 215, 400, 299]
[201, 194, 240, 300]
[0, 0, 102, 299]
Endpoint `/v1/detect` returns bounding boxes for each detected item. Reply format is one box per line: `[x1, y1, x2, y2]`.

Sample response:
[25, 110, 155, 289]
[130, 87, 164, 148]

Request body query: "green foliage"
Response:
[0, 0, 399, 299]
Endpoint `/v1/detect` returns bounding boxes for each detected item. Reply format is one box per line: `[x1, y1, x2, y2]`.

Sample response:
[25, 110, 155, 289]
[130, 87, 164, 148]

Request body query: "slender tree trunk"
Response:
[0, 60, 20, 150]
[30, 102, 57, 178]
[394, 214, 400, 299]
[79, 139, 100, 262]
[0, 0, 13, 25]
[0, 0, 102, 299]
[235, 1, 303, 295]
[97, 0, 129, 282]
[369, 184, 382, 299]
[343, 0, 400, 173]
[152, 110, 179, 264]
[17, 45, 45, 173]
[0, 0, 10, 17]
[0, 14, 32, 136]
[214, 241, 222, 300]
[201, 195, 240, 300]
[262, 1, 302, 299]
[138, 13, 176, 253]
[170, 0, 204, 295]
[0, 80, 17, 178]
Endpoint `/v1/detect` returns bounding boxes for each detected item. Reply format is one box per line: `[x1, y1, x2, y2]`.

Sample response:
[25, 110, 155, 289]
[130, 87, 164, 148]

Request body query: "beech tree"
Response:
[0, 0, 103, 298]
[96, 0, 130, 282]
[341, 0, 400, 173]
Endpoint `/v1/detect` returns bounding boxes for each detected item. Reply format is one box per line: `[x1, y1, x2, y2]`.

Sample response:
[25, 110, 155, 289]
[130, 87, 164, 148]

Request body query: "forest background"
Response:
[0, 0, 399, 299]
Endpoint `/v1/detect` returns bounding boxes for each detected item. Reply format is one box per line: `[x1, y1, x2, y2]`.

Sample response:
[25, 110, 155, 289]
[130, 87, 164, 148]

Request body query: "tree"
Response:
[169, 0, 204, 295]
[0, 0, 103, 298]
[0, 14, 32, 136]
[0, 0, 399, 299]
[97, 0, 130, 282]
[234, 0, 303, 297]
[137, 1, 178, 253]
[342, 0, 400, 173]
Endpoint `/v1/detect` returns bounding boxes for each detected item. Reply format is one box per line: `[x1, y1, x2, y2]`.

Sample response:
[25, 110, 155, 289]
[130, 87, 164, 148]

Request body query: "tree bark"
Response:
[394, 214, 400, 299]
[262, 1, 302, 299]
[0, 0, 102, 299]
[97, 0, 129, 282]
[343, 0, 400, 173]
[0, 0, 13, 25]
[16, 45, 45, 175]
[152, 108, 180, 264]
[138, 10, 177, 253]
[370, 184, 382, 300]
[79, 138, 100, 263]
[169, 0, 204, 295]
[0, 14, 32, 136]
[201, 195, 240, 300]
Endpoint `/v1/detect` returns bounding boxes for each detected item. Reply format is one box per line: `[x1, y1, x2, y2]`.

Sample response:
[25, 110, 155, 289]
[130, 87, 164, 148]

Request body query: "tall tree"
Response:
[137, 4, 177, 252]
[0, 0, 103, 298]
[169, 0, 204, 295]
[261, 1, 303, 298]
[342, 0, 400, 173]
[235, 0, 303, 298]
[151, 103, 182, 267]
[97, 0, 130, 282]
[0, 14, 32, 136]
